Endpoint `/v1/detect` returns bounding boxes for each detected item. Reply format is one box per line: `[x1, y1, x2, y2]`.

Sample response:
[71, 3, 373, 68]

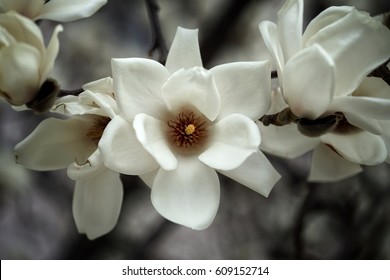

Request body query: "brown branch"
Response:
[145, 0, 168, 64]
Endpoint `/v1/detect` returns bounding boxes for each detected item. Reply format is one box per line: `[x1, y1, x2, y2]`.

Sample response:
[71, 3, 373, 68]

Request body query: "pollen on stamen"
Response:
[167, 112, 208, 150]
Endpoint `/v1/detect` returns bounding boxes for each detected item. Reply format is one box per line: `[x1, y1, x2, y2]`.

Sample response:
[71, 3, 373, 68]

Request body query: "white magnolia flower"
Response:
[99, 27, 281, 230]
[0, 11, 62, 106]
[0, 0, 107, 22]
[258, 0, 390, 181]
[15, 77, 123, 240]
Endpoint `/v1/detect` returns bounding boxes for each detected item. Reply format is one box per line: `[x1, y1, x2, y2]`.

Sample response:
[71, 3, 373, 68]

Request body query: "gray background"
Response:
[1, 0, 390, 259]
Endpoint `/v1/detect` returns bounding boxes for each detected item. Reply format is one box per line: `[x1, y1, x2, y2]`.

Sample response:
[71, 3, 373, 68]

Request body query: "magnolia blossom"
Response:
[258, 0, 390, 181]
[99, 27, 281, 230]
[0, 11, 62, 106]
[14, 78, 122, 239]
[0, 0, 107, 22]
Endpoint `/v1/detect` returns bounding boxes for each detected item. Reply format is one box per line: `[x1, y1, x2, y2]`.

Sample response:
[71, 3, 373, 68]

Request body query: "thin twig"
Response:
[145, 0, 168, 64]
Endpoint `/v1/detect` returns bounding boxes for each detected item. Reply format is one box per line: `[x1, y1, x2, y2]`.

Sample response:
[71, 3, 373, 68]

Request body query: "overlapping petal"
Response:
[0, 11, 44, 51]
[283, 44, 335, 119]
[39, 0, 107, 22]
[258, 122, 320, 158]
[199, 114, 260, 170]
[133, 113, 178, 171]
[111, 58, 169, 120]
[277, 0, 303, 62]
[259, 21, 284, 78]
[72, 164, 123, 240]
[302, 6, 354, 44]
[99, 116, 159, 175]
[15, 117, 96, 170]
[165, 27, 202, 73]
[305, 9, 390, 96]
[321, 131, 387, 165]
[162, 67, 221, 121]
[219, 151, 281, 197]
[329, 96, 390, 120]
[151, 157, 220, 230]
[40, 24, 63, 83]
[0, 44, 41, 105]
[211, 61, 271, 120]
[308, 144, 362, 182]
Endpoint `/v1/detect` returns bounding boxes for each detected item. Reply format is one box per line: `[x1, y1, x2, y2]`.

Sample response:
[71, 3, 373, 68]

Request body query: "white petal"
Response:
[67, 149, 103, 180]
[199, 114, 260, 170]
[219, 151, 281, 197]
[0, 0, 45, 19]
[151, 157, 220, 230]
[277, 0, 303, 61]
[258, 122, 320, 158]
[39, 0, 107, 22]
[306, 9, 390, 96]
[0, 44, 41, 105]
[162, 67, 221, 121]
[210, 61, 271, 120]
[99, 116, 159, 175]
[283, 44, 335, 119]
[40, 24, 63, 83]
[111, 58, 169, 120]
[308, 144, 362, 182]
[72, 166, 123, 240]
[259, 21, 284, 79]
[165, 27, 202, 73]
[133, 113, 177, 171]
[15, 117, 96, 170]
[353, 77, 390, 99]
[0, 11, 44, 52]
[302, 6, 354, 45]
[83, 77, 114, 94]
[344, 112, 382, 135]
[329, 96, 390, 120]
[321, 131, 387, 165]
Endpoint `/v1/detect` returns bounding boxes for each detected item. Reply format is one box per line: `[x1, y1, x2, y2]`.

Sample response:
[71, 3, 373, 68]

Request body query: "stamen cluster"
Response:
[167, 112, 208, 149]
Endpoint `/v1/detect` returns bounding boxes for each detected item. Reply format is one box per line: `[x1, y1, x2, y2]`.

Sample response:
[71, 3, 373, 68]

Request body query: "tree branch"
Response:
[145, 0, 168, 64]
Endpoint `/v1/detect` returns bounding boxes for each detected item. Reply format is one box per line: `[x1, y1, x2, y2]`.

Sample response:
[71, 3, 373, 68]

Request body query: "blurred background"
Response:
[1, 0, 390, 259]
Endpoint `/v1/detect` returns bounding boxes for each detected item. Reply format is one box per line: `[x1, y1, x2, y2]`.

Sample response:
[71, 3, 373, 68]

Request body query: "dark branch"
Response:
[145, 0, 168, 64]
[368, 58, 390, 86]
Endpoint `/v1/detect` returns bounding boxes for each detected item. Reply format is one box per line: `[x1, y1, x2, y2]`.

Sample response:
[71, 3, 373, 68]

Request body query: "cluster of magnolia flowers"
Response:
[1, 0, 390, 240]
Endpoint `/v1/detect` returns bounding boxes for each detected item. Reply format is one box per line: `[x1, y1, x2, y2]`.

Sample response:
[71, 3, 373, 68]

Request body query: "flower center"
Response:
[167, 112, 208, 150]
[86, 116, 111, 146]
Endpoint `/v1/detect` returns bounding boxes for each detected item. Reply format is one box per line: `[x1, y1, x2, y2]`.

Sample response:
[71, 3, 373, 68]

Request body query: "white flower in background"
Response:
[0, 0, 107, 22]
[0, 11, 62, 106]
[14, 77, 123, 240]
[99, 27, 281, 230]
[258, 0, 390, 182]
